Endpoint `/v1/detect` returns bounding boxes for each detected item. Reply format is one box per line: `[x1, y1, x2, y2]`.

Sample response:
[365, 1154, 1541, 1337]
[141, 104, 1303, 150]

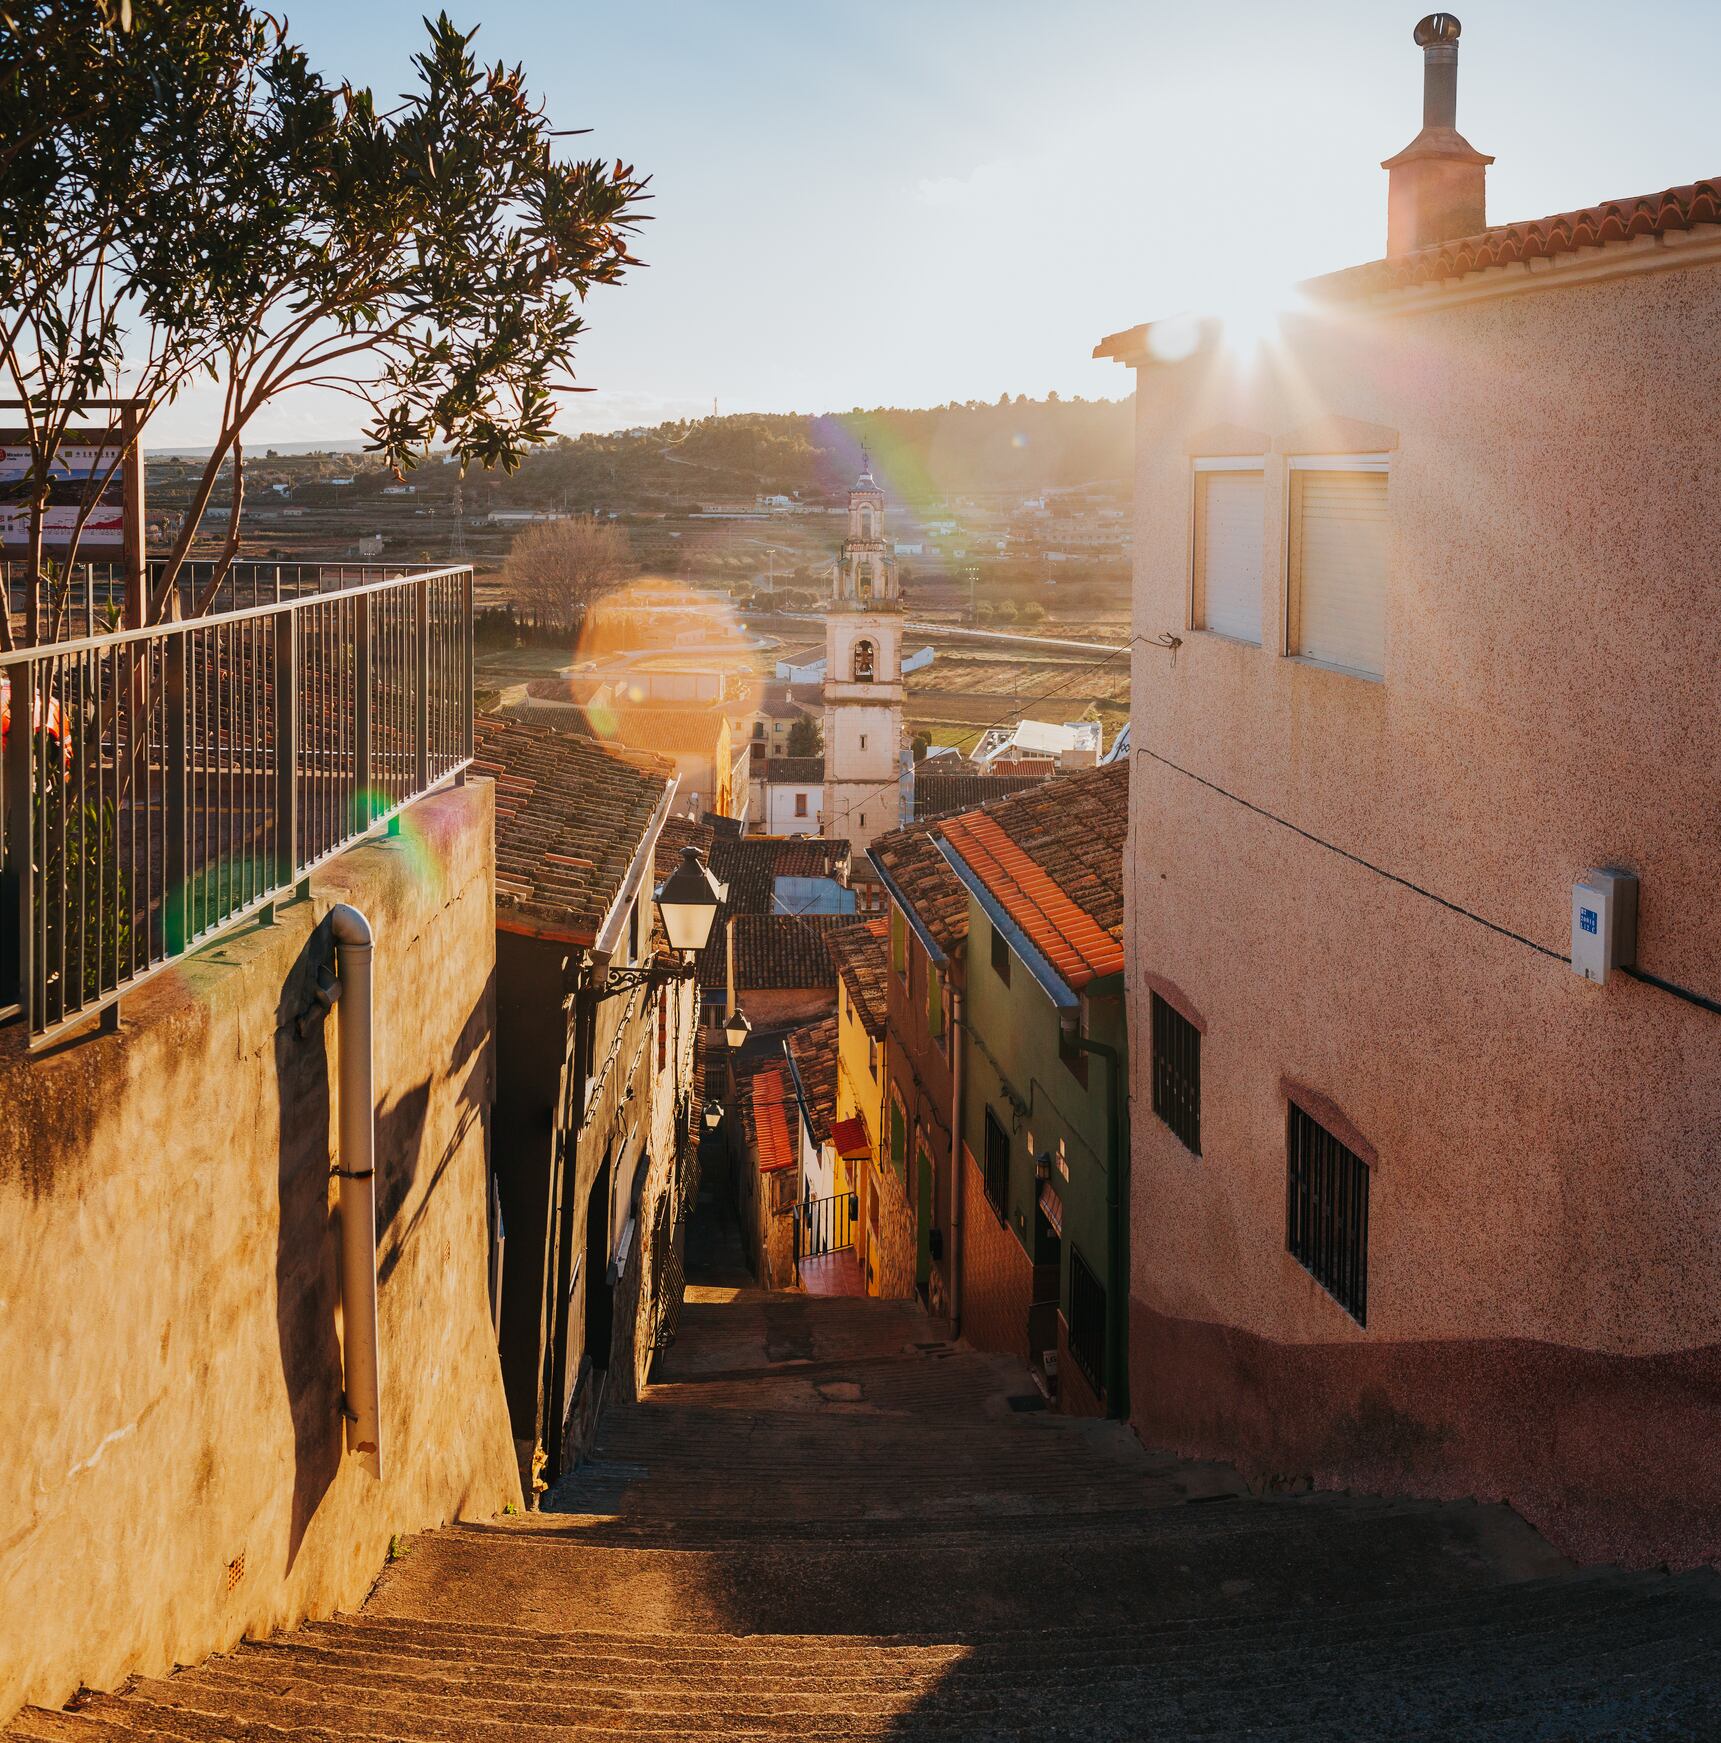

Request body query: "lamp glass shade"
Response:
[703, 1099, 723, 1131]
[655, 845, 725, 955]
[724, 1008, 752, 1050]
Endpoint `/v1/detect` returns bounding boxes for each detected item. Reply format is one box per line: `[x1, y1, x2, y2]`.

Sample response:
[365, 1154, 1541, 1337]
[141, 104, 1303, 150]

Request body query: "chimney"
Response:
[1382, 14, 1493, 255]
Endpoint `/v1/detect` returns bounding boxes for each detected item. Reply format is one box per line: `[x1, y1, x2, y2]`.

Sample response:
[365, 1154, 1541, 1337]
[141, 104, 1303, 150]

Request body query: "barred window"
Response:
[982, 1106, 1009, 1221]
[1067, 1246, 1106, 1395]
[1286, 1104, 1370, 1324]
[1150, 993, 1201, 1154]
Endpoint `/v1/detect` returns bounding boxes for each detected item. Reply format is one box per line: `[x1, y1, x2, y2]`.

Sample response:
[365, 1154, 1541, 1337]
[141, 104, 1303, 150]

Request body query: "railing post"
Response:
[354, 592, 371, 827]
[462, 568, 475, 764]
[274, 609, 298, 891]
[414, 578, 430, 792]
[164, 630, 189, 956]
[2, 655, 36, 1021]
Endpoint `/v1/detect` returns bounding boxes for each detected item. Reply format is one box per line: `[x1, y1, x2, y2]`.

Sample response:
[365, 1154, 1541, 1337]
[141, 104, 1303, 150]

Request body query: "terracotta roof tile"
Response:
[825, 918, 890, 1039]
[1316, 178, 1721, 298]
[472, 715, 672, 945]
[729, 912, 850, 991]
[743, 1062, 798, 1174]
[694, 835, 854, 989]
[784, 1014, 839, 1145]
[869, 822, 969, 956]
[763, 756, 825, 784]
[935, 762, 1128, 993]
[913, 770, 1052, 821]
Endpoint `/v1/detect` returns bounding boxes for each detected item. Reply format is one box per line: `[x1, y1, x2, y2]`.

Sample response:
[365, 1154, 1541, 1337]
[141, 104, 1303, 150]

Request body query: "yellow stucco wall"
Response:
[0, 783, 521, 1721]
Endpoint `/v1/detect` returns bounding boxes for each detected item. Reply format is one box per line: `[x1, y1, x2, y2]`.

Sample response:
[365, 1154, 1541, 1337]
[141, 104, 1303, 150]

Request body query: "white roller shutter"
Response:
[1194, 469, 1263, 643]
[1292, 468, 1389, 677]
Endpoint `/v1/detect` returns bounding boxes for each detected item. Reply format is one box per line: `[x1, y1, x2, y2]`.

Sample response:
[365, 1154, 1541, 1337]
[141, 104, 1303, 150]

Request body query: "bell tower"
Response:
[822, 456, 905, 859]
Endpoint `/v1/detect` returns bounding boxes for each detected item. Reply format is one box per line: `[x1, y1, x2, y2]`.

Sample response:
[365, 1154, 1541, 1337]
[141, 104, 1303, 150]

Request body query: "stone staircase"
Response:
[9, 1252, 1720, 1738]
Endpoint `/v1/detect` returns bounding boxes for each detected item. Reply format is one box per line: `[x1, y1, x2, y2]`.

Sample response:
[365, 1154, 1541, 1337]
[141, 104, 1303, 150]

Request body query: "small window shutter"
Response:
[1294, 470, 1389, 676]
[1196, 471, 1263, 642]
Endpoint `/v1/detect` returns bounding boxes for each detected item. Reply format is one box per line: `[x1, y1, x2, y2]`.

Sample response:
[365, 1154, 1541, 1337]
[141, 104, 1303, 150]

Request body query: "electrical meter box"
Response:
[1571, 869, 1639, 984]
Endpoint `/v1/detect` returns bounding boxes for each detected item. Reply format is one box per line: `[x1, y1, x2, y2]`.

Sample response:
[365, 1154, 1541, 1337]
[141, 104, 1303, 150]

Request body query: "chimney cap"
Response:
[1414, 13, 1462, 47]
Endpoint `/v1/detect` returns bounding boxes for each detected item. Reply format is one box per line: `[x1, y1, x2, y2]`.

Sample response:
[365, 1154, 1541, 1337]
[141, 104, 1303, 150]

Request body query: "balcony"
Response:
[1, 561, 473, 1043]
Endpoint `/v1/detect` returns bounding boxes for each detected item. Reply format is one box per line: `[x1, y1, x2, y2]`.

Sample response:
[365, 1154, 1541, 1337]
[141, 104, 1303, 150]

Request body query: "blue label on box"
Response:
[1580, 908, 1599, 936]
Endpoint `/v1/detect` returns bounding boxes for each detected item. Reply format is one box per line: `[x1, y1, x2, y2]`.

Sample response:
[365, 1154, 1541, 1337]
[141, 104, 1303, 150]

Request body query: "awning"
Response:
[832, 1116, 873, 1161]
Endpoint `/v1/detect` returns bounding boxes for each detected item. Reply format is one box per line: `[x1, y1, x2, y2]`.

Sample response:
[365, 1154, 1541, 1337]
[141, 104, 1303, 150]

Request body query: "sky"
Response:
[146, 0, 1721, 447]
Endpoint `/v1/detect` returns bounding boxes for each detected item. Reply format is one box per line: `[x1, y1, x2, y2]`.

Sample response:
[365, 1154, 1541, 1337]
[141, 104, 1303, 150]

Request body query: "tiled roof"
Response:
[472, 715, 671, 944]
[913, 770, 1052, 821]
[743, 1061, 798, 1174]
[763, 756, 825, 784]
[693, 834, 854, 989]
[936, 762, 1128, 993]
[784, 1014, 839, 1145]
[1318, 178, 1721, 298]
[868, 821, 970, 957]
[825, 918, 890, 1039]
[730, 913, 850, 991]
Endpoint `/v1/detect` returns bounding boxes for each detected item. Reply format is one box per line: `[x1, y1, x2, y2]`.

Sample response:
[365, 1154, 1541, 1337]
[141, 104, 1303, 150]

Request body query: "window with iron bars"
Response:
[1067, 1246, 1105, 1396]
[1150, 993, 1201, 1154]
[1286, 1103, 1370, 1324]
[982, 1105, 1009, 1221]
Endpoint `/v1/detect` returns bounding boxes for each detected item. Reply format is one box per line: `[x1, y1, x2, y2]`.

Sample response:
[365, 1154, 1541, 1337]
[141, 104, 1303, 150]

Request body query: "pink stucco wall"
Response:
[1123, 250, 1721, 1567]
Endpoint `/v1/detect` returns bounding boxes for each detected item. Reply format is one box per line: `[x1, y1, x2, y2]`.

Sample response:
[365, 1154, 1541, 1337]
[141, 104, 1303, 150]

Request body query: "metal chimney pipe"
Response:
[329, 902, 382, 1479]
[1416, 13, 1462, 129]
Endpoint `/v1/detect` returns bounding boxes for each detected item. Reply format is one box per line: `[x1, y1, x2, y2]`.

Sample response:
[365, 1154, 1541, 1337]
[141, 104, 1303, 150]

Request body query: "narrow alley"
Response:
[8, 1182, 1718, 1742]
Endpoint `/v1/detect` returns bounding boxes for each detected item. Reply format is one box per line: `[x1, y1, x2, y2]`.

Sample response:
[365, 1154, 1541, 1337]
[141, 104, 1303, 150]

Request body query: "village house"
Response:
[473, 716, 703, 1495]
[826, 918, 892, 1294]
[866, 819, 970, 1307]
[1098, 17, 1721, 1564]
[936, 763, 1129, 1414]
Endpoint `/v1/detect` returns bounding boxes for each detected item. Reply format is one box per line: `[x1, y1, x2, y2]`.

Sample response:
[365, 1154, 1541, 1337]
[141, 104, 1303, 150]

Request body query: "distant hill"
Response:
[501, 395, 1134, 509]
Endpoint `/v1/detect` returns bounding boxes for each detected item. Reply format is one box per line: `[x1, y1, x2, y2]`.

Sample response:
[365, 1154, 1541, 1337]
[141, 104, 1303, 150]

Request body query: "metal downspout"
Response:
[329, 904, 382, 1477]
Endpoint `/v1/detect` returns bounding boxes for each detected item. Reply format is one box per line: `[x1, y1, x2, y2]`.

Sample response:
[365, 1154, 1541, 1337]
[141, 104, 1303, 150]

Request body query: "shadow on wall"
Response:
[271, 929, 344, 1575]
[270, 930, 497, 1573]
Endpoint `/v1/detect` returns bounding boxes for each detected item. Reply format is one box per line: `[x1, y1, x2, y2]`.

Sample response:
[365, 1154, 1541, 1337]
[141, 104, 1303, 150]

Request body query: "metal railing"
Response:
[1, 563, 473, 1043]
[795, 1190, 857, 1265]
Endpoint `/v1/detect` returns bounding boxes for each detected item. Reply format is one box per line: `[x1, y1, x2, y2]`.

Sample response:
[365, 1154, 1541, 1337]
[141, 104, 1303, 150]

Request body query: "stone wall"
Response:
[866, 1154, 917, 1299]
[0, 784, 521, 1723]
[959, 1144, 1033, 1366]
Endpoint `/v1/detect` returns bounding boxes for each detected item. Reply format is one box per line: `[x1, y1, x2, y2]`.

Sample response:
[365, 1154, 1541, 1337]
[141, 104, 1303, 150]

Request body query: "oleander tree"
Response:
[0, 2, 649, 643]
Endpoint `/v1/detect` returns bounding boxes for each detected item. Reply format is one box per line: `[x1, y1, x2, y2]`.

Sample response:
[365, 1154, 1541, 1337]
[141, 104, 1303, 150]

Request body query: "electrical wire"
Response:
[1139, 745, 1721, 1016]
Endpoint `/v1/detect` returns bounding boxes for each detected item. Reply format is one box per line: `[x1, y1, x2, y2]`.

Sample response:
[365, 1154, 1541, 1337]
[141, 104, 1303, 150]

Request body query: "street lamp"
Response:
[703, 1099, 724, 1131]
[654, 845, 726, 957]
[724, 1007, 753, 1050]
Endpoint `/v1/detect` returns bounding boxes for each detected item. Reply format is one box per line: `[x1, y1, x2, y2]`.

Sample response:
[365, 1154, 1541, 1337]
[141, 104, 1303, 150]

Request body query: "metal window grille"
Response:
[982, 1105, 1009, 1221]
[1150, 993, 1201, 1154]
[1067, 1246, 1105, 1395]
[1286, 1104, 1370, 1324]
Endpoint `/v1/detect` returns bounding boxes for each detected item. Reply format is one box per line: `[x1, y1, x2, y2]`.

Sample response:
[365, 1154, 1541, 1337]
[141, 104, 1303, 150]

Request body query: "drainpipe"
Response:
[1069, 1023, 1125, 1421]
[948, 984, 964, 1335]
[330, 904, 382, 1478]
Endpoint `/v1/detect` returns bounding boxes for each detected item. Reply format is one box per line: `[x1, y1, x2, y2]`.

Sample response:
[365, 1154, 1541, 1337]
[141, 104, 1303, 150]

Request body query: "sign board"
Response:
[0, 429, 131, 552]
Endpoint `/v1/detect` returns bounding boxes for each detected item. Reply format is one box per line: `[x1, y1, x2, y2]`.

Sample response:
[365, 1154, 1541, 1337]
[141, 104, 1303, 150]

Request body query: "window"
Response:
[1067, 1246, 1105, 1395]
[982, 1106, 1009, 1220]
[794, 792, 808, 818]
[1286, 1103, 1370, 1324]
[990, 920, 1012, 986]
[1192, 461, 1264, 643]
[1150, 993, 1200, 1154]
[1286, 458, 1390, 678]
[853, 639, 875, 681]
[752, 721, 765, 740]
[926, 959, 945, 1046]
[889, 907, 908, 977]
[859, 734, 868, 751]
[1057, 1026, 1088, 1088]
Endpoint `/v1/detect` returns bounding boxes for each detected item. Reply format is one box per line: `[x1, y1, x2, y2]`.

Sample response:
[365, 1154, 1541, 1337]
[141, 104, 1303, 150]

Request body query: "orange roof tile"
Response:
[936, 763, 1127, 994]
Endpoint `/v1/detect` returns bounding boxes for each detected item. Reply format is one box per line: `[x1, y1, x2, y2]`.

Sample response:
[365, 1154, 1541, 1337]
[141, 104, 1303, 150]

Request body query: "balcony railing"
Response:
[1, 562, 473, 1044]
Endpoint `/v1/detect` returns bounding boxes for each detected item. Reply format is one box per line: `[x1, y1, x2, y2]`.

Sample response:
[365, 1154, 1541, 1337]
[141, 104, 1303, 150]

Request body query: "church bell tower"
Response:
[821, 457, 905, 860]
